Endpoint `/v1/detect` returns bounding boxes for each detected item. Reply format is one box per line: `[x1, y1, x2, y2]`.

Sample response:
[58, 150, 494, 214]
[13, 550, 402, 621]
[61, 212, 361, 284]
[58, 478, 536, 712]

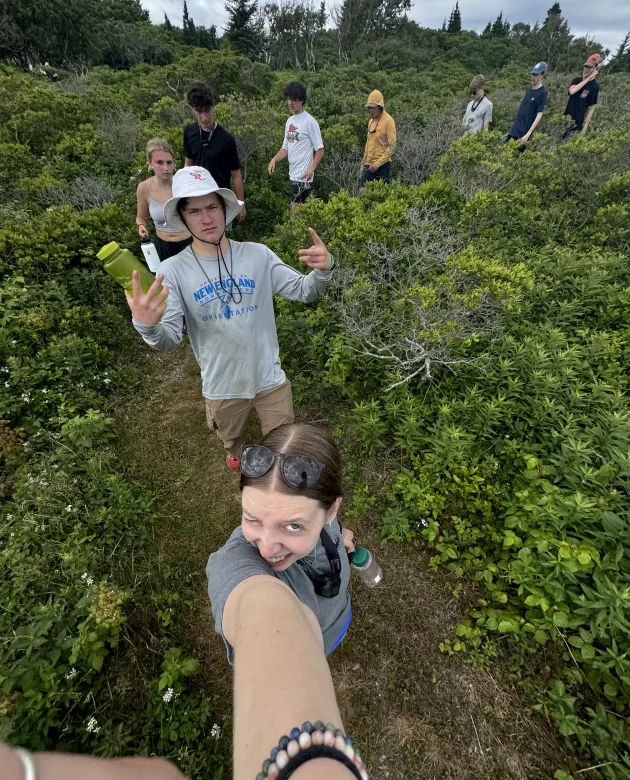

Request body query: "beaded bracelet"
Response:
[257, 721, 369, 780]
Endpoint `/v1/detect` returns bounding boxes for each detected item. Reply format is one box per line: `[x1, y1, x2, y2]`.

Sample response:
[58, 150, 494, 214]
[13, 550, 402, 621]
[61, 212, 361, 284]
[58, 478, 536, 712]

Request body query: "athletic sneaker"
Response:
[226, 455, 241, 471]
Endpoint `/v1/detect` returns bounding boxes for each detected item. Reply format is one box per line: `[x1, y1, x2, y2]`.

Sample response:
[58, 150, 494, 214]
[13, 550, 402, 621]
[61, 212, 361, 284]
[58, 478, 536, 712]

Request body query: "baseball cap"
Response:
[584, 53, 602, 67]
[531, 62, 548, 75]
[163, 167, 244, 231]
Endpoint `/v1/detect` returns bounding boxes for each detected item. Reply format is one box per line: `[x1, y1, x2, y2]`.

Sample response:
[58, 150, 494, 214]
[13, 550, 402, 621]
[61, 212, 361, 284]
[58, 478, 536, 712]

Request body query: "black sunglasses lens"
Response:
[241, 445, 274, 477]
[282, 456, 321, 489]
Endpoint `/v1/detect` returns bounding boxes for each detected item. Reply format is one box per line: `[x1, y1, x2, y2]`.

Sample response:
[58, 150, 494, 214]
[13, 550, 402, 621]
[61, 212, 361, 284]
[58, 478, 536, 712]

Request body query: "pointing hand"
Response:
[297, 228, 332, 270]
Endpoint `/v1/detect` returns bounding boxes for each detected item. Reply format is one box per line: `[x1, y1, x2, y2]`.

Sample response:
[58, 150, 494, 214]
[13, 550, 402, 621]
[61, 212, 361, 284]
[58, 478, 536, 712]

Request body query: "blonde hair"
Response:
[470, 75, 486, 93]
[146, 138, 175, 163]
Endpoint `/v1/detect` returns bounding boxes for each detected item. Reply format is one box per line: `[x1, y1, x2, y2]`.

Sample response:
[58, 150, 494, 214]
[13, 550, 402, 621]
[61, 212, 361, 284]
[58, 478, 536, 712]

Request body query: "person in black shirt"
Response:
[563, 53, 601, 139]
[183, 83, 246, 221]
[502, 62, 548, 146]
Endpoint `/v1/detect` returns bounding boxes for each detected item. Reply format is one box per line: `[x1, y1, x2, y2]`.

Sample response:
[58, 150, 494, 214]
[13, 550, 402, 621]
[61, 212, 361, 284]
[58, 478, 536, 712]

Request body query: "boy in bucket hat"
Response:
[563, 54, 601, 138]
[502, 62, 549, 145]
[125, 166, 335, 470]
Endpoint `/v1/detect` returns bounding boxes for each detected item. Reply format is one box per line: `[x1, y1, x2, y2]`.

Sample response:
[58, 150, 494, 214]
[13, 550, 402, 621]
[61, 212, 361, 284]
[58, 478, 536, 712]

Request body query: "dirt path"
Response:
[116, 343, 573, 780]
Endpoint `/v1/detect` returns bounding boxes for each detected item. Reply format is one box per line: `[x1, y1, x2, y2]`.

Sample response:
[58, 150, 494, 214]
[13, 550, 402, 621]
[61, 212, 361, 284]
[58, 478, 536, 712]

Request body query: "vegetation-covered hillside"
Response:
[2, 1, 630, 778]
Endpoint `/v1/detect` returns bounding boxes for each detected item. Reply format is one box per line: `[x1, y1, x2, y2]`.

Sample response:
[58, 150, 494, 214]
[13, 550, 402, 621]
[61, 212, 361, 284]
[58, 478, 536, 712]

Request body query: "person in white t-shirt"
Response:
[268, 81, 325, 213]
[463, 74, 493, 135]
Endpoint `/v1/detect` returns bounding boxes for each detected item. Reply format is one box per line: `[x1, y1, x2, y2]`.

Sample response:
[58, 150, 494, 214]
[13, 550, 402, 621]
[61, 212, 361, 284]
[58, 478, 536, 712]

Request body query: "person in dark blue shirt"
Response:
[502, 62, 549, 146]
[563, 53, 601, 139]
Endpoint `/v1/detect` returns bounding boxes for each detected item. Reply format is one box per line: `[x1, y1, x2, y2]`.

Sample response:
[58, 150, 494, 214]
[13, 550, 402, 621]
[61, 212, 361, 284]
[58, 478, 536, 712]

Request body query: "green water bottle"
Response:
[97, 241, 161, 295]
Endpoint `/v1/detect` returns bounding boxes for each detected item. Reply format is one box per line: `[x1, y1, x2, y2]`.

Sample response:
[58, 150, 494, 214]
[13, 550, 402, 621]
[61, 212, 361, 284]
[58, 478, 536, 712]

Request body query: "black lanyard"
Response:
[319, 526, 342, 574]
[297, 526, 343, 599]
[199, 123, 215, 151]
[299, 526, 342, 577]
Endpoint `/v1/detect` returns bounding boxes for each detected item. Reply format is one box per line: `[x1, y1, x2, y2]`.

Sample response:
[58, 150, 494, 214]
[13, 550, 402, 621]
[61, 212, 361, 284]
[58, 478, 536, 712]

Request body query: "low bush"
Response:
[270, 121, 630, 777]
[0, 414, 224, 777]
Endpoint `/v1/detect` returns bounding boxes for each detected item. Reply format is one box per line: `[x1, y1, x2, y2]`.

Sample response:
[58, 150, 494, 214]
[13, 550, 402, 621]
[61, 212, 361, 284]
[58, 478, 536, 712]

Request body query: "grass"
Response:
[114, 339, 575, 779]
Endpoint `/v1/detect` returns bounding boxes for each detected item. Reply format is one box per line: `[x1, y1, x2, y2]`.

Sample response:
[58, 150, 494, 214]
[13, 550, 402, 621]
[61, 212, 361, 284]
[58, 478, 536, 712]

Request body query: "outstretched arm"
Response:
[127, 270, 185, 352]
[0, 743, 185, 780]
[225, 576, 355, 780]
[270, 229, 334, 303]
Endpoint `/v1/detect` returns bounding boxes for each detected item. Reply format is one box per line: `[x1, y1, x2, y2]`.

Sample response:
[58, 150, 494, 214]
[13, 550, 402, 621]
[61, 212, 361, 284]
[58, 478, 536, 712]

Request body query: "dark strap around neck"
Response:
[319, 527, 341, 573]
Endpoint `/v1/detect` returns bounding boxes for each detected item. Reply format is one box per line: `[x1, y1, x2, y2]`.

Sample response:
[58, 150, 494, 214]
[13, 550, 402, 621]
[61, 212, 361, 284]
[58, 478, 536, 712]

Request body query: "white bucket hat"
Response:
[163, 166, 244, 232]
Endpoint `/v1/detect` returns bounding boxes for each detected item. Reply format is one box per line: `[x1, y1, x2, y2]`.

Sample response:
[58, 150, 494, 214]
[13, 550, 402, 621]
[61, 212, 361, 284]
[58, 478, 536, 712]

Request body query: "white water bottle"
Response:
[140, 239, 161, 274]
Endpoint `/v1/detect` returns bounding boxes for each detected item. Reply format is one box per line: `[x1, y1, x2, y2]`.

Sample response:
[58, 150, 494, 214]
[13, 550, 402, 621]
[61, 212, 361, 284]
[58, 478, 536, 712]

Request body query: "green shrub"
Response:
[0, 416, 223, 775]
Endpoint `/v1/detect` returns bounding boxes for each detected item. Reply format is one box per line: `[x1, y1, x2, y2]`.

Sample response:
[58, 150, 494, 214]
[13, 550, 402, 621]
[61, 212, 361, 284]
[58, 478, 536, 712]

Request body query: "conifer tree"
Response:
[446, 2, 461, 34]
[488, 11, 509, 37]
[224, 0, 264, 58]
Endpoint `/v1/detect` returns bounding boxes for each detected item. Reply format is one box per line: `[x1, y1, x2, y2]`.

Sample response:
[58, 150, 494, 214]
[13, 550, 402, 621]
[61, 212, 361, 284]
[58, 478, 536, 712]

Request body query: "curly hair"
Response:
[283, 81, 307, 105]
[187, 82, 215, 110]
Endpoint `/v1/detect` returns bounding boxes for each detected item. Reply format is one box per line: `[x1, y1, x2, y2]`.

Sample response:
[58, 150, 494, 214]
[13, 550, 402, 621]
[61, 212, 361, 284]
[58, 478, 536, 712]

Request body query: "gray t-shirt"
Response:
[206, 517, 351, 664]
[132, 241, 333, 399]
[463, 96, 493, 134]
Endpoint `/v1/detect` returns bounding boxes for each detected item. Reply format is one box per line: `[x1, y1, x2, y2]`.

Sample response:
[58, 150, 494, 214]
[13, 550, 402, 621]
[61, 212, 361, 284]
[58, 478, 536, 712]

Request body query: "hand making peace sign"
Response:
[297, 228, 333, 271]
[124, 270, 169, 326]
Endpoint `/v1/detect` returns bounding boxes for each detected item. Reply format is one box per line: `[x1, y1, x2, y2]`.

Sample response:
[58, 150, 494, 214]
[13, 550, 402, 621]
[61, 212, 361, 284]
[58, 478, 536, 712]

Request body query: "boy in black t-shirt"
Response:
[502, 62, 548, 146]
[183, 83, 246, 221]
[563, 54, 601, 139]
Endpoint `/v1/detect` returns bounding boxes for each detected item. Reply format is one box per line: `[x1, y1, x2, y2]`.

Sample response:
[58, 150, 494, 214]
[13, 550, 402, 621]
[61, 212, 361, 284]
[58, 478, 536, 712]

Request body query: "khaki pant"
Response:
[205, 381, 294, 457]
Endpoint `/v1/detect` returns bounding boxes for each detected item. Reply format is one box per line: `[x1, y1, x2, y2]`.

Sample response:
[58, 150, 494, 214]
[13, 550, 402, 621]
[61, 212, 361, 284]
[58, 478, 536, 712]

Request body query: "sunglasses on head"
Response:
[240, 445, 326, 490]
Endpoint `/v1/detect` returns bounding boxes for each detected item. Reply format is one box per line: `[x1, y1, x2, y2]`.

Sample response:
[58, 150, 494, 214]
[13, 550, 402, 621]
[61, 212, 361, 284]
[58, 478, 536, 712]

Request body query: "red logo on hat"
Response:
[190, 172, 203, 180]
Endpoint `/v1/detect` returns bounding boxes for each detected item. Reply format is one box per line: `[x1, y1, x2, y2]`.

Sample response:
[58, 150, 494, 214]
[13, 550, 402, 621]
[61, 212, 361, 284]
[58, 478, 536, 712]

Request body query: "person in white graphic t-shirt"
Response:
[268, 81, 325, 213]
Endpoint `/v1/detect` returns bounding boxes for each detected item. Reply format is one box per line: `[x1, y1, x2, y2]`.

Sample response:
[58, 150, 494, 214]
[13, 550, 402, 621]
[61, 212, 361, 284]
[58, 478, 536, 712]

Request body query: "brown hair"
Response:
[146, 137, 175, 163]
[187, 82, 215, 110]
[470, 75, 486, 93]
[176, 193, 226, 224]
[240, 424, 342, 510]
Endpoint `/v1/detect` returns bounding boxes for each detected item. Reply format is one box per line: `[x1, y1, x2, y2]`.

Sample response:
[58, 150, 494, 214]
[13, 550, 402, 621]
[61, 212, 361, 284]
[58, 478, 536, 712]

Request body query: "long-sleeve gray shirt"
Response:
[132, 241, 332, 400]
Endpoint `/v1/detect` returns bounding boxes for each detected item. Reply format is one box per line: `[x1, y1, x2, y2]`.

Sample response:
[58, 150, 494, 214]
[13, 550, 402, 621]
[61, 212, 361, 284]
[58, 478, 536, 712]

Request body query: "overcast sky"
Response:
[147, 0, 628, 54]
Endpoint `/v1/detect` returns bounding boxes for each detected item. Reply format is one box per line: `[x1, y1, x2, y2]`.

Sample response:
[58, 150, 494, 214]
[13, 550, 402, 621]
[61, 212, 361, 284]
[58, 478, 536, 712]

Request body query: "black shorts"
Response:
[155, 235, 192, 261]
[291, 181, 311, 205]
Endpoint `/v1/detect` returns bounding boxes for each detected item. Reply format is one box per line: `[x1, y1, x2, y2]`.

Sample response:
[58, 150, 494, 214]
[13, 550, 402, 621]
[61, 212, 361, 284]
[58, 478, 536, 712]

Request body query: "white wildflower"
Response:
[11, 340, 17, 345]
[86, 717, 100, 734]
[7, 514, 12, 520]
[163, 687, 175, 703]
[81, 572, 94, 586]
[66, 505, 73, 512]
[211, 723, 222, 740]
[41, 388, 48, 394]
[65, 668, 78, 680]
[4, 382, 9, 388]
[103, 378, 111, 385]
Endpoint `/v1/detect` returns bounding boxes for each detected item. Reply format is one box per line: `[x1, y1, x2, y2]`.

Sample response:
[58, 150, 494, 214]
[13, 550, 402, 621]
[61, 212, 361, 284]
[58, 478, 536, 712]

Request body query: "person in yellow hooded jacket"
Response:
[361, 89, 396, 188]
